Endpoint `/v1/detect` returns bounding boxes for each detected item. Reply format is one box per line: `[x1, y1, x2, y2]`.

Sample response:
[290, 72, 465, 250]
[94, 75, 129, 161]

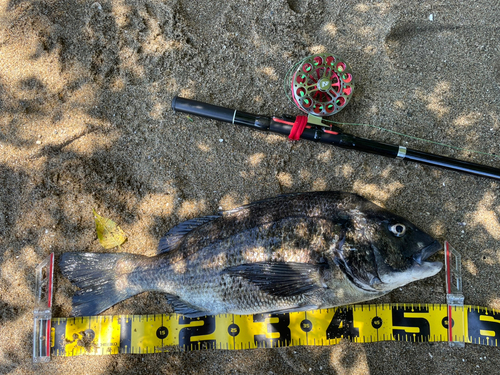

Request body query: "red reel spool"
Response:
[291, 53, 354, 117]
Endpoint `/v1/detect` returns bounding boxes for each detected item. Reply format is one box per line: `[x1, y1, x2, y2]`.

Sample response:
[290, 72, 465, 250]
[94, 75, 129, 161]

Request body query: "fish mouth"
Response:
[360, 241, 443, 293]
[413, 240, 442, 265]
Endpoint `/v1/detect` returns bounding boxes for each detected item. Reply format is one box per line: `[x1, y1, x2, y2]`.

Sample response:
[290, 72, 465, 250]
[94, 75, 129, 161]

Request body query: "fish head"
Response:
[369, 213, 442, 292]
[336, 206, 442, 293]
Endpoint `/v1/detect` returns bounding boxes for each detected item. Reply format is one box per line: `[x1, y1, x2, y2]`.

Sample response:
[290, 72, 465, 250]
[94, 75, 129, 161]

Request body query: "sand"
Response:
[1, 0, 500, 373]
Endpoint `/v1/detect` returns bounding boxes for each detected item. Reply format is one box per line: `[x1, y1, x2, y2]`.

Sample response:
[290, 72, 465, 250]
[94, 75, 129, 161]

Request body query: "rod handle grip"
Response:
[172, 96, 237, 123]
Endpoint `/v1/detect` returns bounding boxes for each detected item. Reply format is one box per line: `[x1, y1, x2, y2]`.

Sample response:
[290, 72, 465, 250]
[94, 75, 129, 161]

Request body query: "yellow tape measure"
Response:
[34, 244, 496, 360]
[50, 303, 500, 356]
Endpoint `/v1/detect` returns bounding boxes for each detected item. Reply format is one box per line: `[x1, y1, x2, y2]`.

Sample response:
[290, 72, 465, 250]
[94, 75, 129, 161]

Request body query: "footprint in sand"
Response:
[385, 21, 500, 89]
[286, 0, 308, 13]
[384, 22, 464, 74]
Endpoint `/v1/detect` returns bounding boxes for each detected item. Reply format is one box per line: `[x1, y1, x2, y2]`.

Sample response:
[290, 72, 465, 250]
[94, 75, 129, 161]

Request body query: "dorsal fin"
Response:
[222, 192, 303, 216]
[157, 215, 221, 254]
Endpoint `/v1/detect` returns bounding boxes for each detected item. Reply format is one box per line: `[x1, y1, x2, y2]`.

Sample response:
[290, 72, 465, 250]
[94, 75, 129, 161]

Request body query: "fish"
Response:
[60, 191, 442, 317]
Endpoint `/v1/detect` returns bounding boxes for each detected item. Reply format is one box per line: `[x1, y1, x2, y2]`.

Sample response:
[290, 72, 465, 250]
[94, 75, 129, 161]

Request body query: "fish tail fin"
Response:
[60, 252, 148, 316]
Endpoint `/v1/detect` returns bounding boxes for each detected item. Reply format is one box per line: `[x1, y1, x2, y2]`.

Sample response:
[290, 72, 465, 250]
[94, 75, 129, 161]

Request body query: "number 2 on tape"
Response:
[178, 316, 216, 351]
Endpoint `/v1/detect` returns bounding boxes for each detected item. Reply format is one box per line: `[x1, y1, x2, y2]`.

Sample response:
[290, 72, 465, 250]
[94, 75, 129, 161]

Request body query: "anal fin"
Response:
[264, 305, 320, 314]
[165, 295, 211, 318]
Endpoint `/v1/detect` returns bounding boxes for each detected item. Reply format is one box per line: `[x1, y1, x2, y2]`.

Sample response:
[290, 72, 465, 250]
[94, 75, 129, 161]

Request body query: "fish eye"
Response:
[389, 223, 406, 237]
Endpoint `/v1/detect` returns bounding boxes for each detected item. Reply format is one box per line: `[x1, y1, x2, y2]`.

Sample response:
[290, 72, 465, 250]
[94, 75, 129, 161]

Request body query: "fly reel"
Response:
[289, 53, 354, 117]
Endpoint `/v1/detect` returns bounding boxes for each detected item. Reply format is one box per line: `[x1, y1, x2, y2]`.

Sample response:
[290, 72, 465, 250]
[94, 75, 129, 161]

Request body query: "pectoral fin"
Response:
[225, 262, 326, 297]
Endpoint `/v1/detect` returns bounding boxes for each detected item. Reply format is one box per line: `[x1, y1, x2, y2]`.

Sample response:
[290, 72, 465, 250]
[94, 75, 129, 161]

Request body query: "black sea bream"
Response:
[60, 192, 442, 317]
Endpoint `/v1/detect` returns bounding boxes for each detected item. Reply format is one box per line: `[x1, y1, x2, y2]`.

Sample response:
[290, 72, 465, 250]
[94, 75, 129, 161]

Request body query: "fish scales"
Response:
[140, 217, 342, 315]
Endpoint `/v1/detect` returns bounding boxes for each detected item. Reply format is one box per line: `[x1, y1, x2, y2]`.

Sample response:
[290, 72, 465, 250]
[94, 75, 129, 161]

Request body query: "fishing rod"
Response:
[172, 96, 500, 181]
[171, 53, 500, 181]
